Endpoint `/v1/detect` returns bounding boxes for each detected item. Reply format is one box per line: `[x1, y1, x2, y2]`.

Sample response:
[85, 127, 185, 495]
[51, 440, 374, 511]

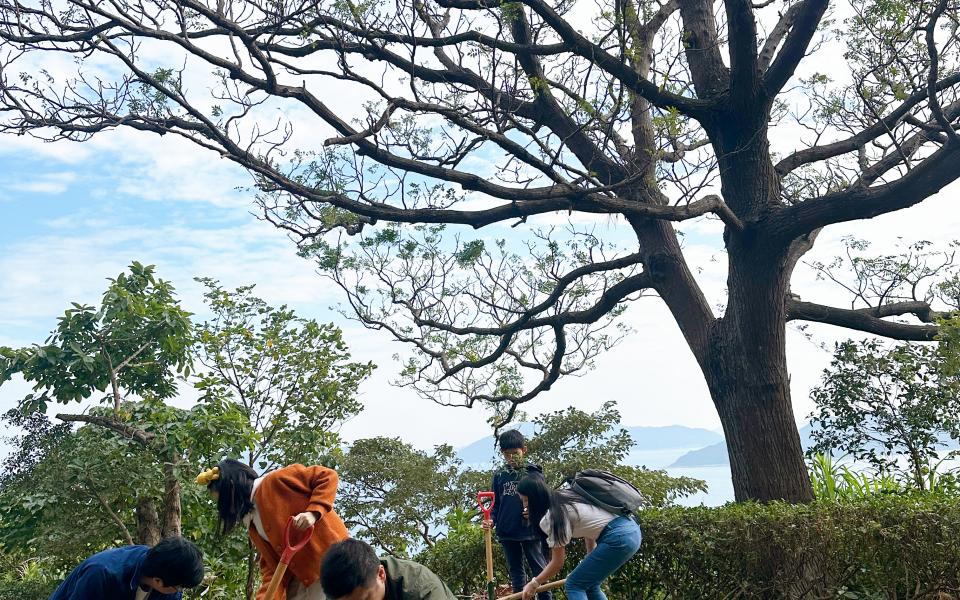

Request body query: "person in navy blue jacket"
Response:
[48, 536, 204, 600]
[481, 430, 552, 600]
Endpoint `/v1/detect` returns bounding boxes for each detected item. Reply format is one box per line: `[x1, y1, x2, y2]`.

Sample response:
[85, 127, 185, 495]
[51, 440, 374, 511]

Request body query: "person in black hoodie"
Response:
[481, 430, 553, 600]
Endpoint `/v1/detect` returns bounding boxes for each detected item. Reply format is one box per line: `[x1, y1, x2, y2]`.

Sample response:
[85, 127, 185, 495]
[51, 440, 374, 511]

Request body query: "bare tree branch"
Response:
[925, 0, 960, 146]
[56, 413, 156, 446]
[787, 299, 941, 341]
[758, 1, 806, 71]
[775, 141, 960, 238]
[763, 0, 829, 97]
[776, 73, 960, 175]
[85, 478, 135, 546]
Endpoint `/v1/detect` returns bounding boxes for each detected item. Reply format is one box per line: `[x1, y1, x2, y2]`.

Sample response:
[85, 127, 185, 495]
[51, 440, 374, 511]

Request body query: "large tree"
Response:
[1, 0, 959, 501]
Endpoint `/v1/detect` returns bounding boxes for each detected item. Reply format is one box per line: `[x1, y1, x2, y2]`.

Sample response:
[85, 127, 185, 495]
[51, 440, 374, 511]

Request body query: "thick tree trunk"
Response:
[160, 453, 182, 538]
[707, 229, 814, 502]
[710, 364, 813, 502]
[136, 497, 162, 546]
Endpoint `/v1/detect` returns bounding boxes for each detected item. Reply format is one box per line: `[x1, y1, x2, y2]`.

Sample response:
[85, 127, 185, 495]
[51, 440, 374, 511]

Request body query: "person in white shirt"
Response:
[515, 476, 642, 600]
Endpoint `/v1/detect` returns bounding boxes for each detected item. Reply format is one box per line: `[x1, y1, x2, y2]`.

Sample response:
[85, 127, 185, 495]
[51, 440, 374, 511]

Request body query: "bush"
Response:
[418, 526, 509, 598]
[424, 497, 960, 599]
[615, 496, 960, 598]
[0, 580, 56, 600]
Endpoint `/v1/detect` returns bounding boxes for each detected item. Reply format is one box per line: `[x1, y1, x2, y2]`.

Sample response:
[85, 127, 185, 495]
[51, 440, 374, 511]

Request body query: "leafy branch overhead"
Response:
[2, 0, 959, 502]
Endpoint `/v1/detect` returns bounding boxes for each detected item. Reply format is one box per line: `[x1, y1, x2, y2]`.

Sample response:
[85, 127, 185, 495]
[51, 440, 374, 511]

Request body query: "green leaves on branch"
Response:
[332, 438, 470, 557]
[809, 334, 960, 490]
[193, 278, 374, 470]
[0, 262, 192, 410]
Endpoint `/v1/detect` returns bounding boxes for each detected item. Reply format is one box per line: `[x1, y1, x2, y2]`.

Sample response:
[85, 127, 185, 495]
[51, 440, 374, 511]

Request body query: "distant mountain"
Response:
[666, 424, 960, 468]
[456, 422, 537, 464]
[626, 425, 723, 450]
[670, 424, 815, 468]
[668, 442, 728, 467]
[456, 423, 722, 465]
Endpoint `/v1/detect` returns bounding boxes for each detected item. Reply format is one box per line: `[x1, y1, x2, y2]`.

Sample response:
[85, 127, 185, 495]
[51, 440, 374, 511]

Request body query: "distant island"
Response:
[459, 422, 960, 469]
[670, 425, 815, 468]
[667, 425, 960, 467]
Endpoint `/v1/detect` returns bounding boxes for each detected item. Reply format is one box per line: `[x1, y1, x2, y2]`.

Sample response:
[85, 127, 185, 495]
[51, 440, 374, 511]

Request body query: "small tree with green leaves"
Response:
[0, 396, 253, 572]
[193, 278, 375, 470]
[0, 263, 194, 540]
[332, 437, 470, 557]
[0, 262, 192, 413]
[809, 338, 960, 490]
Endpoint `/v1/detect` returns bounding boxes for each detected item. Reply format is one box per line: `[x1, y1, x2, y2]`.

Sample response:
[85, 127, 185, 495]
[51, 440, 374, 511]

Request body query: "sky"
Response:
[1, 2, 958, 453]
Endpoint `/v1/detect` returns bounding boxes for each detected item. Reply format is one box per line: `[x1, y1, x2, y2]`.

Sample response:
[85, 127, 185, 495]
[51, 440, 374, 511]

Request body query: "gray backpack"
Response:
[564, 469, 648, 518]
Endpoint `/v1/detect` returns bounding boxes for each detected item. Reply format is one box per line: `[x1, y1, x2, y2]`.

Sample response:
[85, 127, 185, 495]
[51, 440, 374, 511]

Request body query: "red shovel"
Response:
[263, 516, 315, 600]
[477, 491, 496, 600]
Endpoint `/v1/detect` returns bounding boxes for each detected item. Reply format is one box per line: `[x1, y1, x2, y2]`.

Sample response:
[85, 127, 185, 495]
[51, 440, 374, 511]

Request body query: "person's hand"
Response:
[521, 578, 539, 600]
[293, 511, 318, 530]
[481, 518, 493, 530]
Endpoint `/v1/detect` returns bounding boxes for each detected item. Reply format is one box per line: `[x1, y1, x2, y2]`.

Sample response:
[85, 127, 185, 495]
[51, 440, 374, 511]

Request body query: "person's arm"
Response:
[282, 464, 339, 529]
[303, 464, 338, 517]
[522, 546, 566, 599]
[585, 537, 597, 554]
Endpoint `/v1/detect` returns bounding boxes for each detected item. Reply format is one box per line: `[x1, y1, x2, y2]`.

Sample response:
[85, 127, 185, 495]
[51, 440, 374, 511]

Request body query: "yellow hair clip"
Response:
[195, 466, 220, 486]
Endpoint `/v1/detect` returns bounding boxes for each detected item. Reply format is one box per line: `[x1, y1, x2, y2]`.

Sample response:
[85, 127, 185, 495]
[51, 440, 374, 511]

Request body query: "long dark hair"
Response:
[517, 475, 578, 545]
[207, 458, 258, 535]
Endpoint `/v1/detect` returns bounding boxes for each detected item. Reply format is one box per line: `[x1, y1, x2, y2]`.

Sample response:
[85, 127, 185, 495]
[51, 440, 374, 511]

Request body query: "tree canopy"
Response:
[1, 0, 958, 501]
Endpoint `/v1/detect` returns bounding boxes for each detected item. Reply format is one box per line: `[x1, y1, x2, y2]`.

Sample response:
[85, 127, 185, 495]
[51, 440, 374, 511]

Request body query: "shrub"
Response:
[418, 526, 509, 598]
[424, 496, 960, 599]
[0, 580, 55, 600]
[616, 496, 960, 598]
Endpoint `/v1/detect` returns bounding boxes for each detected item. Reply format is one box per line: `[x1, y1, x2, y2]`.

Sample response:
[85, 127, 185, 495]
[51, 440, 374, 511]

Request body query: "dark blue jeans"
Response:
[501, 538, 553, 600]
[564, 517, 642, 600]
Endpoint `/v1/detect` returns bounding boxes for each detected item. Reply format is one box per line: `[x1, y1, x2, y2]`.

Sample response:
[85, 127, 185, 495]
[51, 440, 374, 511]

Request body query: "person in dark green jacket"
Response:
[320, 539, 457, 600]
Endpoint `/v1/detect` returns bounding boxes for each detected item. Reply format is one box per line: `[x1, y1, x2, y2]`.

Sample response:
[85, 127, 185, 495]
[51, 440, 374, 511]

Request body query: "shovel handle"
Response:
[483, 526, 494, 582]
[262, 563, 288, 600]
[497, 579, 566, 600]
[477, 491, 496, 586]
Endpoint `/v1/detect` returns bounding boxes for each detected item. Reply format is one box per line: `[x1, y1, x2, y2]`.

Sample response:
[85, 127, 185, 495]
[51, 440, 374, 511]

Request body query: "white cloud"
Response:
[0, 135, 93, 164]
[6, 172, 77, 195]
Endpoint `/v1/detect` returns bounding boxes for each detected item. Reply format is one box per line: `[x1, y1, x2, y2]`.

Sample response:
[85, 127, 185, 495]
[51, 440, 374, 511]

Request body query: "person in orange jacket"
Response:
[196, 459, 349, 600]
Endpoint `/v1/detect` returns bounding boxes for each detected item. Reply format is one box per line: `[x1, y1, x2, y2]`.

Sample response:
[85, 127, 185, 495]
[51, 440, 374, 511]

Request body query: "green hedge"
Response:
[421, 496, 960, 599]
[0, 580, 56, 600]
[619, 496, 960, 598]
